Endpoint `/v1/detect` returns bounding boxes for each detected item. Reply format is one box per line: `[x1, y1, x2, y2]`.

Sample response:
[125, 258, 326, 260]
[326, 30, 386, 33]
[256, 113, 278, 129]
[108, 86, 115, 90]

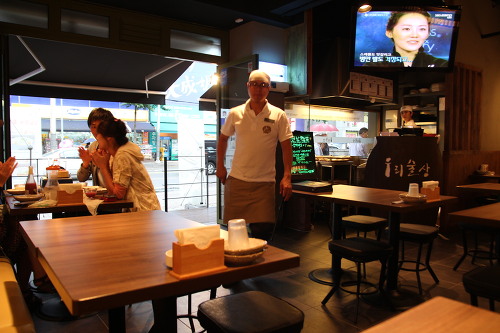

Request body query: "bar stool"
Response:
[341, 215, 388, 279]
[321, 237, 393, 322]
[398, 223, 439, 294]
[453, 223, 499, 271]
[463, 265, 500, 311]
[197, 291, 304, 333]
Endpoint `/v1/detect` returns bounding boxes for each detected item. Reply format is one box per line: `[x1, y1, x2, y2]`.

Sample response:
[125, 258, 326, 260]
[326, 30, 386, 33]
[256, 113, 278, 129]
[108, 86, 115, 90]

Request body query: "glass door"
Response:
[216, 55, 259, 223]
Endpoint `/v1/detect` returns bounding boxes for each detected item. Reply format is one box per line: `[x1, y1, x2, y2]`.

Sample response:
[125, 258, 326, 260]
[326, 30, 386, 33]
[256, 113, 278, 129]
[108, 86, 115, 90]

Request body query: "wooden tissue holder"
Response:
[169, 238, 226, 280]
[421, 186, 440, 201]
[57, 189, 83, 205]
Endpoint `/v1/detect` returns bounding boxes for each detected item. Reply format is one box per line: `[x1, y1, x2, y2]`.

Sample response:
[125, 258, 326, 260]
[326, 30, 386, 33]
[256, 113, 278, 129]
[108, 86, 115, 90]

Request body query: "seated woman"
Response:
[92, 118, 160, 211]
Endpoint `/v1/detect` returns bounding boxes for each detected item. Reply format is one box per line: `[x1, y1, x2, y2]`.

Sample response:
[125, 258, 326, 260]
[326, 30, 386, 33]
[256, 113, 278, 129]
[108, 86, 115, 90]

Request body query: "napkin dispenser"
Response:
[169, 225, 226, 280]
[421, 181, 440, 201]
[57, 183, 84, 204]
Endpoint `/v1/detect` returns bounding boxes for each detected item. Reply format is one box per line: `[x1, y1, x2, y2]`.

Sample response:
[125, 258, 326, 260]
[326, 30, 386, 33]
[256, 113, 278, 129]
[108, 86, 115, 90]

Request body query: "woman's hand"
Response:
[91, 149, 110, 169]
[78, 146, 92, 168]
[0, 157, 18, 187]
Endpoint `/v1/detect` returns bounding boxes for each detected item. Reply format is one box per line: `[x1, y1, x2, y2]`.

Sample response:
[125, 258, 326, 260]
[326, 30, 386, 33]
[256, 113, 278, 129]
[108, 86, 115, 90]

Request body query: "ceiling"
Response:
[9, 0, 330, 104]
[83, 0, 331, 30]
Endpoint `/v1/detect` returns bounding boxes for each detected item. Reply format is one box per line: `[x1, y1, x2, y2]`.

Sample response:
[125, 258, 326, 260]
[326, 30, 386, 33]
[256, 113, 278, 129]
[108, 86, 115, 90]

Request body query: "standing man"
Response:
[216, 70, 293, 240]
[349, 127, 370, 157]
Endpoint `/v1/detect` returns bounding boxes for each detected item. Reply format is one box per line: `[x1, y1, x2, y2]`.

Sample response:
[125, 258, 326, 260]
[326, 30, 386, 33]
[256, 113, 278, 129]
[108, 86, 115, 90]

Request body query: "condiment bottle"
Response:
[25, 166, 37, 194]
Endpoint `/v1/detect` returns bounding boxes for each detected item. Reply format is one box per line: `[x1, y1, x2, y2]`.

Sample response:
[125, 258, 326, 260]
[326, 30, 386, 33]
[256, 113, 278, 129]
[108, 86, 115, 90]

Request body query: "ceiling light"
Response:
[235, 18, 244, 24]
[358, 3, 372, 13]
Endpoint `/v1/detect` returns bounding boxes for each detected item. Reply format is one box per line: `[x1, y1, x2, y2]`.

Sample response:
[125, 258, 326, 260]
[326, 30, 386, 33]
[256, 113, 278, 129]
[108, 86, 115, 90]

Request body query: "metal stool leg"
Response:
[415, 242, 423, 295]
[425, 240, 439, 284]
[453, 229, 468, 271]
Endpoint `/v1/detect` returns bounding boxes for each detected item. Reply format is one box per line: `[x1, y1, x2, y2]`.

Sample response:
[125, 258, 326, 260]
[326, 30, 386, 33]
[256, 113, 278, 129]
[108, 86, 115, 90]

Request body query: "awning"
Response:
[41, 119, 156, 132]
[9, 36, 193, 104]
[199, 85, 217, 111]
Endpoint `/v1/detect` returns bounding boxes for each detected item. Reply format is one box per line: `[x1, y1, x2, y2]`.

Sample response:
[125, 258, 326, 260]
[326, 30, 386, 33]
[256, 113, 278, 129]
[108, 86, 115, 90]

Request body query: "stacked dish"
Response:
[224, 238, 267, 266]
[13, 194, 44, 202]
[399, 193, 427, 203]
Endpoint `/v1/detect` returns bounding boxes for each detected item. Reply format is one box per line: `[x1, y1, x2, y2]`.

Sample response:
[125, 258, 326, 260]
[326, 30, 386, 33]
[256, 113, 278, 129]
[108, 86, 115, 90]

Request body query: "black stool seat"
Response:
[398, 223, 439, 294]
[197, 291, 304, 333]
[342, 215, 388, 232]
[322, 237, 393, 322]
[400, 223, 439, 240]
[328, 237, 393, 261]
[342, 215, 388, 240]
[463, 265, 500, 311]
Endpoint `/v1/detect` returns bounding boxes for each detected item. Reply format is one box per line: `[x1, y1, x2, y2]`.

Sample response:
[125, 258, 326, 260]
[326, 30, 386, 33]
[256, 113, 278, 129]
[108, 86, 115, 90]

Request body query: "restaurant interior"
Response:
[1, 0, 500, 332]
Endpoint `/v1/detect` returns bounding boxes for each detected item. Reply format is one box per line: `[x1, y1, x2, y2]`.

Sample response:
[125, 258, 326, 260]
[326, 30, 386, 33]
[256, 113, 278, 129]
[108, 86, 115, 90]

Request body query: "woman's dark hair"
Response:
[386, 11, 431, 34]
[87, 108, 115, 127]
[97, 119, 129, 147]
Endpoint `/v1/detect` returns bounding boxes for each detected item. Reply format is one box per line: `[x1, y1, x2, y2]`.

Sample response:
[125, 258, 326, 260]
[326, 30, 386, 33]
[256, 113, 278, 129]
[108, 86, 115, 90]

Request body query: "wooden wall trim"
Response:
[444, 63, 482, 151]
[442, 150, 500, 196]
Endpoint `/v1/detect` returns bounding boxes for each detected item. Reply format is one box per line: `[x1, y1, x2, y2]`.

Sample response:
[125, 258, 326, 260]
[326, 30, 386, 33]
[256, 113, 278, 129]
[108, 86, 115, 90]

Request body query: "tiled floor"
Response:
[31, 207, 499, 332]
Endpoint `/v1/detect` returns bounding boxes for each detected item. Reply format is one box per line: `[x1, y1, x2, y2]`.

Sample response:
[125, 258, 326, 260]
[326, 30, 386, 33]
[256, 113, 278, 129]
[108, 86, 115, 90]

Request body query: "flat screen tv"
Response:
[351, 6, 461, 72]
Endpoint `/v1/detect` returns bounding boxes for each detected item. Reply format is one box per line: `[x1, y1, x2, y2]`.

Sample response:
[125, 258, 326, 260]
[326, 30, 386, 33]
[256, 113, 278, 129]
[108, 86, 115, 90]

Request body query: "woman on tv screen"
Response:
[383, 11, 447, 68]
[353, 8, 459, 69]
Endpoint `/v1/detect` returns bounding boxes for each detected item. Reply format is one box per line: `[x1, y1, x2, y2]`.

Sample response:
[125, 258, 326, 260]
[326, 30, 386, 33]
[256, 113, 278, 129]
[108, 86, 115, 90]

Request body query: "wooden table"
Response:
[469, 173, 500, 183]
[361, 296, 500, 333]
[457, 183, 500, 195]
[449, 202, 500, 229]
[4, 195, 134, 220]
[20, 210, 300, 332]
[456, 183, 500, 206]
[293, 185, 457, 293]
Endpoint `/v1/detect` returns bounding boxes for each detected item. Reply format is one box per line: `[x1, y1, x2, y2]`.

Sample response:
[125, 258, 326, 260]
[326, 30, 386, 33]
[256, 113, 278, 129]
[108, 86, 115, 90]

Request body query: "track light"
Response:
[358, 3, 372, 13]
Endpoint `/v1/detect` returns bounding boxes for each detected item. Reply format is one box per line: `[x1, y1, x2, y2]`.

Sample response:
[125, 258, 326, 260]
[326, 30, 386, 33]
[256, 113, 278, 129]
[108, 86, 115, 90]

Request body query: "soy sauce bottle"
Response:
[25, 166, 37, 194]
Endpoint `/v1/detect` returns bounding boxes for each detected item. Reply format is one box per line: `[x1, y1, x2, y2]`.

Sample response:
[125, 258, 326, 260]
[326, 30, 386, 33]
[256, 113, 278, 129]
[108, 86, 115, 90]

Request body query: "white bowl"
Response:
[13, 194, 44, 202]
[399, 193, 427, 203]
[224, 238, 267, 255]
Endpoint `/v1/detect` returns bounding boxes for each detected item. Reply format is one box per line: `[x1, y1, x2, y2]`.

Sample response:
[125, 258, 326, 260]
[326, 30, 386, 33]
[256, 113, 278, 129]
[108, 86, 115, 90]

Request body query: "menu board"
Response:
[291, 131, 316, 180]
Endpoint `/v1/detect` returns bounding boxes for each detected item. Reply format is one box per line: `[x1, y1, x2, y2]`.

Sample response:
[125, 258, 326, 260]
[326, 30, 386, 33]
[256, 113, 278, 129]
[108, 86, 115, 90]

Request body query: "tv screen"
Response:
[351, 6, 461, 71]
[290, 131, 317, 181]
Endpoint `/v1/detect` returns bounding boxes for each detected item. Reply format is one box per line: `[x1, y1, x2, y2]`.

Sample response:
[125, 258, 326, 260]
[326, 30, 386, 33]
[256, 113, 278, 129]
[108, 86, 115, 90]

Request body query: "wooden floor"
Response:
[31, 207, 499, 333]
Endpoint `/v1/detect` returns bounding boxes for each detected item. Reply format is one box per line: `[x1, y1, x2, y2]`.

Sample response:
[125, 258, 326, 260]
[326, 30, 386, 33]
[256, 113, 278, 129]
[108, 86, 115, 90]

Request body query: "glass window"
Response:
[61, 9, 109, 38]
[170, 30, 221, 56]
[0, 0, 48, 28]
[285, 102, 379, 157]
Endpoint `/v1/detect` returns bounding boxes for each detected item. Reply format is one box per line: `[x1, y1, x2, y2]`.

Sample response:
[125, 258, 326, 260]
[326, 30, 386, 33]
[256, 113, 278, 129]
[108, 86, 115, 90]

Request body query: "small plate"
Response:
[399, 193, 427, 203]
[224, 250, 264, 266]
[13, 194, 43, 202]
[83, 186, 107, 194]
[224, 238, 267, 256]
[6, 188, 27, 195]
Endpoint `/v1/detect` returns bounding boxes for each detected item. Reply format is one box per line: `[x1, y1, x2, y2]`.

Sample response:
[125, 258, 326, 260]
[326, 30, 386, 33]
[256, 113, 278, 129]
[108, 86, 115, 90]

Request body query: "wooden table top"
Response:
[20, 210, 300, 315]
[362, 296, 500, 333]
[457, 182, 500, 194]
[4, 195, 133, 216]
[293, 184, 457, 212]
[449, 202, 500, 229]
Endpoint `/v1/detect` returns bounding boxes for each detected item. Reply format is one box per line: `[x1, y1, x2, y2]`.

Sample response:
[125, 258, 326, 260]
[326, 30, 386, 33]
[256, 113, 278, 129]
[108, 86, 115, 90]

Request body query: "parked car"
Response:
[39, 147, 82, 177]
[205, 146, 216, 175]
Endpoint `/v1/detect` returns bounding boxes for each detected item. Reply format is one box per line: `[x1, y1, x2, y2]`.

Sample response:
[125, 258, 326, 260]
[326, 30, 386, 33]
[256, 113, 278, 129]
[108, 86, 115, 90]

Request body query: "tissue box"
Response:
[57, 188, 84, 204]
[421, 186, 440, 201]
[170, 238, 226, 280]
